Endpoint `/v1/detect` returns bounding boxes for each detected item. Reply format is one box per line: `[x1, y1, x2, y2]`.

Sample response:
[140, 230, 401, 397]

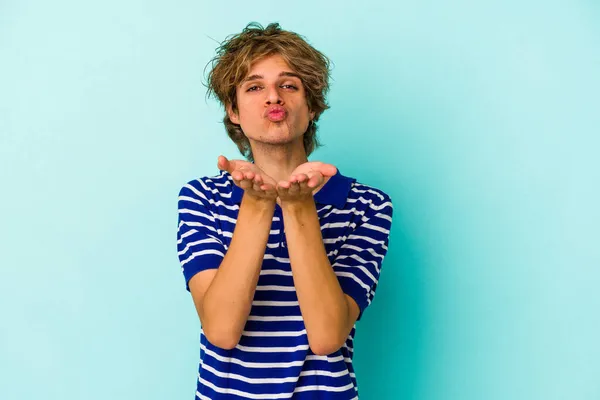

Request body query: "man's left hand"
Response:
[276, 162, 337, 204]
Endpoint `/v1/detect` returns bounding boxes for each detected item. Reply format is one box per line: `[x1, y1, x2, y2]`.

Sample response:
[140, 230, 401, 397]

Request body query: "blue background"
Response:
[1, 1, 599, 399]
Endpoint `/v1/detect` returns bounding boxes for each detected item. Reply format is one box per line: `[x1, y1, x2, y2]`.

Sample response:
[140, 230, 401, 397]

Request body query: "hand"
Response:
[276, 161, 337, 204]
[217, 155, 278, 202]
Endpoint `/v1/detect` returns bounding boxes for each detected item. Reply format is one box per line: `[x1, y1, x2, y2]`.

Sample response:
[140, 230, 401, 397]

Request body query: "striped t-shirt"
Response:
[176, 167, 393, 399]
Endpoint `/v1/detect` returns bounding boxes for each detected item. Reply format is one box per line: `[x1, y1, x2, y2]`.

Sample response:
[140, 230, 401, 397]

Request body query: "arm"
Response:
[177, 158, 279, 350]
[277, 165, 393, 356]
[280, 198, 359, 355]
[191, 193, 275, 349]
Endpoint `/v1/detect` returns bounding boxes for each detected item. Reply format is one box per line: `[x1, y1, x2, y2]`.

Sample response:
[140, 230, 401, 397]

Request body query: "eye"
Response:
[245, 84, 298, 92]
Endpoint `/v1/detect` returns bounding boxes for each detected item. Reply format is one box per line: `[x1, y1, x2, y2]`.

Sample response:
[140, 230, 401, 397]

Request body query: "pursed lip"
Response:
[264, 104, 287, 118]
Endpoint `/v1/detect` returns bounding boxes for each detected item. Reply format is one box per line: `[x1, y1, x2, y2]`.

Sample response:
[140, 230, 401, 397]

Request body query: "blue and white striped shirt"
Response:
[176, 168, 393, 399]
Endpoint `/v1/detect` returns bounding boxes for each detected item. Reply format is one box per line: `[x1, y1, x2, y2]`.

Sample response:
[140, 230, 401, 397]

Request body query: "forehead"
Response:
[245, 53, 295, 76]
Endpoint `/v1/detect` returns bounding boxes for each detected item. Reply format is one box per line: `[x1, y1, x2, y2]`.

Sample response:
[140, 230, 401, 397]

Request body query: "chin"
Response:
[250, 125, 303, 143]
[263, 136, 294, 145]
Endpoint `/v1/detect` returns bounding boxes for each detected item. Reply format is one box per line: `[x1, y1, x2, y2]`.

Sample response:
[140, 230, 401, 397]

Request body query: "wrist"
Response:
[242, 192, 277, 211]
[280, 197, 315, 213]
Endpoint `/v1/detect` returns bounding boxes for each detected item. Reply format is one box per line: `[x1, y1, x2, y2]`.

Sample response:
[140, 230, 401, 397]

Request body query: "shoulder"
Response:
[346, 178, 394, 218]
[177, 170, 233, 207]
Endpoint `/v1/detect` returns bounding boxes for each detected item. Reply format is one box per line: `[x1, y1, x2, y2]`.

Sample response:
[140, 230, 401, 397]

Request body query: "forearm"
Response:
[202, 193, 275, 347]
[281, 198, 350, 355]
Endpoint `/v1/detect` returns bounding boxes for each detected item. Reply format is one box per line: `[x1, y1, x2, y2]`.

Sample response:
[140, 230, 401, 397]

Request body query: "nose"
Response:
[265, 84, 283, 105]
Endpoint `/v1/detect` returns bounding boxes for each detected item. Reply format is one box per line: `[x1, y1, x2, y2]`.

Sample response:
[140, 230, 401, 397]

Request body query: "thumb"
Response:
[320, 164, 337, 177]
[217, 155, 231, 172]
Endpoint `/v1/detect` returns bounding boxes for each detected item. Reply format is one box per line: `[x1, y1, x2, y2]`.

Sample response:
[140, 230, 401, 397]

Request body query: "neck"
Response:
[249, 139, 308, 184]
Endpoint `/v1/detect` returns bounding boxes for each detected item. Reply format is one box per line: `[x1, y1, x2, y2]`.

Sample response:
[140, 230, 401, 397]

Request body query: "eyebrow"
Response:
[241, 71, 301, 85]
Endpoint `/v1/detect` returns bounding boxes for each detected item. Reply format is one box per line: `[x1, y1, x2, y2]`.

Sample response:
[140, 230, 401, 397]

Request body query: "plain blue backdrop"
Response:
[1, 1, 599, 399]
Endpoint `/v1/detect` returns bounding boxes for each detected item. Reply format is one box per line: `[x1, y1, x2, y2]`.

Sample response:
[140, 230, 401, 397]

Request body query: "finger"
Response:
[308, 162, 335, 177]
[232, 170, 244, 181]
[252, 180, 262, 192]
[227, 158, 239, 173]
[262, 183, 276, 194]
[295, 180, 307, 194]
[319, 164, 337, 177]
[239, 178, 253, 191]
[253, 176, 265, 192]
[301, 180, 314, 195]
[233, 167, 250, 181]
[307, 172, 323, 188]
[278, 180, 291, 189]
[295, 173, 308, 183]
[301, 179, 315, 194]
[217, 155, 229, 171]
[288, 181, 300, 195]
[276, 182, 288, 197]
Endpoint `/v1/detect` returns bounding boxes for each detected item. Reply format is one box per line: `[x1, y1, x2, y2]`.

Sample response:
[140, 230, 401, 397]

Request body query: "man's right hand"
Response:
[217, 155, 278, 202]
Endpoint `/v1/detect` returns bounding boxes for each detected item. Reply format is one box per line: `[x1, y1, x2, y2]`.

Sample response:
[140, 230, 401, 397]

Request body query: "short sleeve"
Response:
[176, 180, 227, 292]
[333, 194, 393, 321]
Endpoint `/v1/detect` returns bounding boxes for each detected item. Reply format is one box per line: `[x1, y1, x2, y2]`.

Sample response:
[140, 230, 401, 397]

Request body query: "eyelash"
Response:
[246, 84, 298, 92]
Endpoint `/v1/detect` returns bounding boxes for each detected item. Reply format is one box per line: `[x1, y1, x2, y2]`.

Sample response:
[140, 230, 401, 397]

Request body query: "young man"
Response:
[177, 22, 393, 399]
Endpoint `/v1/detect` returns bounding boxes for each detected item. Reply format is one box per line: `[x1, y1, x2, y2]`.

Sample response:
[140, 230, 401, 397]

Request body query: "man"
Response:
[177, 22, 393, 399]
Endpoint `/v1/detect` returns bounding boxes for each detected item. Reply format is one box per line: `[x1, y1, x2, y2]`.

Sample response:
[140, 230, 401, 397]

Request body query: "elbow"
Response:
[310, 342, 343, 356]
[308, 335, 344, 356]
[212, 337, 239, 351]
[203, 326, 241, 350]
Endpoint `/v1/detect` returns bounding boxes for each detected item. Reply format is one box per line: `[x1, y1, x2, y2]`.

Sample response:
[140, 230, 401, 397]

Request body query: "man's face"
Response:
[228, 54, 315, 147]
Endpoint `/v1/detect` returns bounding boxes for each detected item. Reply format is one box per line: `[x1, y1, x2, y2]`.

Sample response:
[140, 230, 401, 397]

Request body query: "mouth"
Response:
[267, 110, 287, 122]
[265, 105, 287, 122]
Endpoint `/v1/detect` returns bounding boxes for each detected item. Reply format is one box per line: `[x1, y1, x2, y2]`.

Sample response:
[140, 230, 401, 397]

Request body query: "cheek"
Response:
[234, 108, 250, 124]
[237, 100, 261, 120]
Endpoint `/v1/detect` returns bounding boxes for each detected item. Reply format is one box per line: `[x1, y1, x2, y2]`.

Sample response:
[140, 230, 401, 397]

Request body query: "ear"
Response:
[309, 110, 315, 121]
[227, 104, 240, 125]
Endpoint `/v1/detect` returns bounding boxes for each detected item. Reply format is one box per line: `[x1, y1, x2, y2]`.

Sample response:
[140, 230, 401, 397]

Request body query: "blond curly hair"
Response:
[204, 22, 332, 162]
